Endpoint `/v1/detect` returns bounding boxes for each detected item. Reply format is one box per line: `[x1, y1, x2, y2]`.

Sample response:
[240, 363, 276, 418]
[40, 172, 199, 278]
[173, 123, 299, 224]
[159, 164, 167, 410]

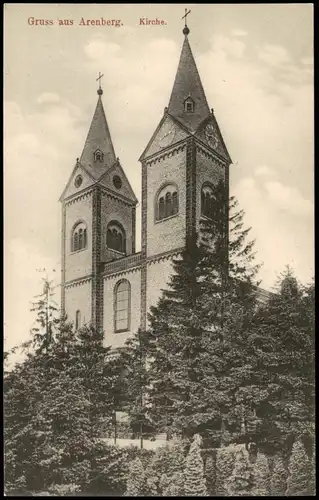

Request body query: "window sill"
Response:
[114, 328, 130, 334]
[155, 213, 179, 224]
[70, 247, 87, 254]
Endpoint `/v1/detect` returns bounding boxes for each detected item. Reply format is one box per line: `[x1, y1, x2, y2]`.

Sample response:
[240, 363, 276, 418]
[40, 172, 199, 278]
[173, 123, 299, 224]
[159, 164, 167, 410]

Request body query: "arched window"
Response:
[71, 222, 88, 252]
[106, 222, 126, 254]
[184, 96, 195, 113]
[75, 310, 81, 330]
[114, 279, 131, 333]
[94, 149, 104, 162]
[201, 184, 215, 219]
[156, 184, 179, 221]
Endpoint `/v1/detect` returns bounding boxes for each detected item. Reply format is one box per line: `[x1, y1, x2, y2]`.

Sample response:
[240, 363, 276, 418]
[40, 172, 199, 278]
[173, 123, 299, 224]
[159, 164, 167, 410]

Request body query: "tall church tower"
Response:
[139, 24, 232, 329]
[60, 84, 138, 331]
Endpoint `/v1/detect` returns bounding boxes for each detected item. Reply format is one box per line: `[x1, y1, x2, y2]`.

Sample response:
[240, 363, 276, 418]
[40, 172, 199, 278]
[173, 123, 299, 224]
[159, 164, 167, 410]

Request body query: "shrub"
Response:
[184, 434, 207, 496]
[215, 446, 236, 495]
[125, 457, 146, 496]
[204, 452, 217, 495]
[162, 471, 185, 496]
[251, 452, 270, 496]
[270, 453, 287, 496]
[226, 449, 255, 496]
[144, 441, 186, 495]
[48, 483, 81, 495]
[286, 440, 313, 496]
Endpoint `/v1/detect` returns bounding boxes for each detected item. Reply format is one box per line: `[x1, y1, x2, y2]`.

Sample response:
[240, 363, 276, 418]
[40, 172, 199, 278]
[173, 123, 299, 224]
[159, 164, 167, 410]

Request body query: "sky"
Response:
[4, 3, 314, 353]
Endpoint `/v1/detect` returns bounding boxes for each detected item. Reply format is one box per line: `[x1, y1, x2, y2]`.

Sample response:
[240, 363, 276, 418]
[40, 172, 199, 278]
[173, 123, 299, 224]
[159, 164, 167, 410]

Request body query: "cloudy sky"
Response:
[4, 3, 314, 352]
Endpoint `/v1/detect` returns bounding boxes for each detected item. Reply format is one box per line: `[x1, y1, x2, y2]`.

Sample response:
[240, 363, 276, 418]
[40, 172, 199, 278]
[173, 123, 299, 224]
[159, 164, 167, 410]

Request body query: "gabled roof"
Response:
[167, 33, 211, 132]
[80, 91, 117, 179]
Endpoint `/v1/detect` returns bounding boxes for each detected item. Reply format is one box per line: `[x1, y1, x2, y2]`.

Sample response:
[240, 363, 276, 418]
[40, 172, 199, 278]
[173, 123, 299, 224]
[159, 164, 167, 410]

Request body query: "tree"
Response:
[270, 454, 287, 496]
[251, 452, 270, 496]
[125, 457, 146, 496]
[245, 268, 315, 454]
[183, 434, 207, 496]
[286, 440, 313, 496]
[226, 449, 255, 496]
[127, 185, 261, 442]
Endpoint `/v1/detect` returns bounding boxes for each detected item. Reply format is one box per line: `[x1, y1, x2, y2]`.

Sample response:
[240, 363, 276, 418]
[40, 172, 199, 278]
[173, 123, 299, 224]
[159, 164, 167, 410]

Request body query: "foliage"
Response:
[251, 452, 270, 496]
[203, 451, 217, 495]
[246, 269, 315, 454]
[184, 434, 207, 496]
[226, 448, 255, 496]
[215, 446, 236, 496]
[123, 187, 261, 442]
[125, 457, 147, 496]
[270, 454, 287, 496]
[286, 440, 313, 496]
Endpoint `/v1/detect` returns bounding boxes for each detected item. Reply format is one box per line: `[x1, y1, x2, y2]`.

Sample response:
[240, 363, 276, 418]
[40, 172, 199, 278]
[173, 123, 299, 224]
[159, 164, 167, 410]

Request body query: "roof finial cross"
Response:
[96, 72, 104, 89]
[96, 72, 104, 96]
[182, 8, 191, 35]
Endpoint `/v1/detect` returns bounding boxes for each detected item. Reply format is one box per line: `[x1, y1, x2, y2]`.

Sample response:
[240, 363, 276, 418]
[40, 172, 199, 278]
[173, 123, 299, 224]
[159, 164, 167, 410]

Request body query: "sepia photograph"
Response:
[4, 3, 314, 496]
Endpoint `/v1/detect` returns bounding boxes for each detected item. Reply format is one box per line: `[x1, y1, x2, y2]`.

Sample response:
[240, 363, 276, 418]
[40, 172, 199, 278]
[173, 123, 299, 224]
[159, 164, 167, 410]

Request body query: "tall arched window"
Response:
[71, 222, 87, 252]
[114, 279, 131, 333]
[156, 184, 179, 221]
[201, 184, 215, 219]
[106, 222, 126, 254]
[75, 310, 81, 330]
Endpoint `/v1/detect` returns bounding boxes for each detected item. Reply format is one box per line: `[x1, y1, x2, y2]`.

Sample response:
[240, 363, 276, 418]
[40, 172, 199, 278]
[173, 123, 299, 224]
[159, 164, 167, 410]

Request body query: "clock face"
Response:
[205, 123, 219, 149]
[159, 123, 175, 149]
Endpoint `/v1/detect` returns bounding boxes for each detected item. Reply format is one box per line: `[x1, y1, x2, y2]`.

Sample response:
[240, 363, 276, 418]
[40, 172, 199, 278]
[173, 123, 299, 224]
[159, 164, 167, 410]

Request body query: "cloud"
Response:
[37, 92, 61, 104]
[212, 34, 246, 58]
[254, 165, 275, 177]
[264, 180, 313, 216]
[258, 44, 291, 66]
[232, 29, 248, 37]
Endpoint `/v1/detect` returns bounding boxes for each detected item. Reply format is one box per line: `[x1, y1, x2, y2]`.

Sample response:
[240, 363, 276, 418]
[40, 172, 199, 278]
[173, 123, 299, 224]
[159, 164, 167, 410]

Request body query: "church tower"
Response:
[139, 23, 232, 329]
[60, 83, 138, 331]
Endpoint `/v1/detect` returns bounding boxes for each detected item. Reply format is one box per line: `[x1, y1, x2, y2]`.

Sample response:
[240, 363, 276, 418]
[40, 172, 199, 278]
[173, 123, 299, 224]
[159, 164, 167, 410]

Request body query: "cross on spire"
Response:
[182, 8, 191, 35]
[96, 72, 104, 95]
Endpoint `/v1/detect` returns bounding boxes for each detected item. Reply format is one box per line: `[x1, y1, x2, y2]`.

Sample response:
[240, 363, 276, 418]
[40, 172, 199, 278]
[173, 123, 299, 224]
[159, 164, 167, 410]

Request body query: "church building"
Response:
[60, 25, 264, 348]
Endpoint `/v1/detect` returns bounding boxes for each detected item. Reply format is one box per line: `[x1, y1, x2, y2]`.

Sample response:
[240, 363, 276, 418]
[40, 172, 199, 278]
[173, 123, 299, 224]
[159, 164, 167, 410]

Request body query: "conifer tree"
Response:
[247, 269, 315, 454]
[184, 434, 207, 496]
[129, 182, 261, 441]
[251, 452, 270, 496]
[286, 440, 313, 496]
[226, 449, 255, 496]
[125, 457, 146, 496]
[270, 454, 287, 496]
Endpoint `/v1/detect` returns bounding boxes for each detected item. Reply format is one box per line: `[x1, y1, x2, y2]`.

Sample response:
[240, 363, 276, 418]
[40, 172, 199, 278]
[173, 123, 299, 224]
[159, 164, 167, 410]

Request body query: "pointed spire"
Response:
[79, 85, 117, 179]
[167, 29, 211, 132]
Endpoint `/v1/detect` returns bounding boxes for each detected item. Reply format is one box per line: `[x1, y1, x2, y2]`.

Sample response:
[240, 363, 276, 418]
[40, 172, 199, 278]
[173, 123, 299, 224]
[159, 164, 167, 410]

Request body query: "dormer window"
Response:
[94, 149, 104, 163]
[184, 96, 194, 113]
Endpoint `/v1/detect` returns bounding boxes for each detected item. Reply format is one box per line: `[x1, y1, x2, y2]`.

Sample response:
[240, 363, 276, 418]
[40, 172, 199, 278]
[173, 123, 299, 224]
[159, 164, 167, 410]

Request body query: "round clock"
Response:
[205, 123, 219, 149]
[113, 175, 122, 190]
[159, 123, 175, 149]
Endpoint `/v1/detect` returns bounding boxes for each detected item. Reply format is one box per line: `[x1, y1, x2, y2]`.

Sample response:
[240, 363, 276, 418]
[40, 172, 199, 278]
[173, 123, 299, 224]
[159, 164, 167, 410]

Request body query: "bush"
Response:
[162, 471, 185, 496]
[215, 446, 236, 495]
[286, 440, 313, 496]
[251, 452, 270, 496]
[226, 449, 255, 496]
[144, 441, 186, 495]
[125, 457, 147, 496]
[184, 434, 207, 496]
[270, 453, 287, 496]
[204, 451, 217, 495]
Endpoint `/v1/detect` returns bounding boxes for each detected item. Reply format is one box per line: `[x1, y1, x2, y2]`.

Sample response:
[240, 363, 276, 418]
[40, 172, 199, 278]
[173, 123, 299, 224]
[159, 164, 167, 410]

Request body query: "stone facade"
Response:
[60, 30, 270, 348]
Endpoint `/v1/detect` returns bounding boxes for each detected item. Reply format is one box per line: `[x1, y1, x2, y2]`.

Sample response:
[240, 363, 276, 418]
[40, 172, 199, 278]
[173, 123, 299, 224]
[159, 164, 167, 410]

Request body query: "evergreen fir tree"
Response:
[251, 452, 270, 496]
[125, 457, 146, 496]
[183, 434, 207, 496]
[247, 269, 315, 454]
[226, 449, 255, 496]
[130, 183, 261, 442]
[162, 472, 185, 496]
[286, 440, 313, 496]
[215, 447, 236, 495]
[270, 454, 287, 496]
